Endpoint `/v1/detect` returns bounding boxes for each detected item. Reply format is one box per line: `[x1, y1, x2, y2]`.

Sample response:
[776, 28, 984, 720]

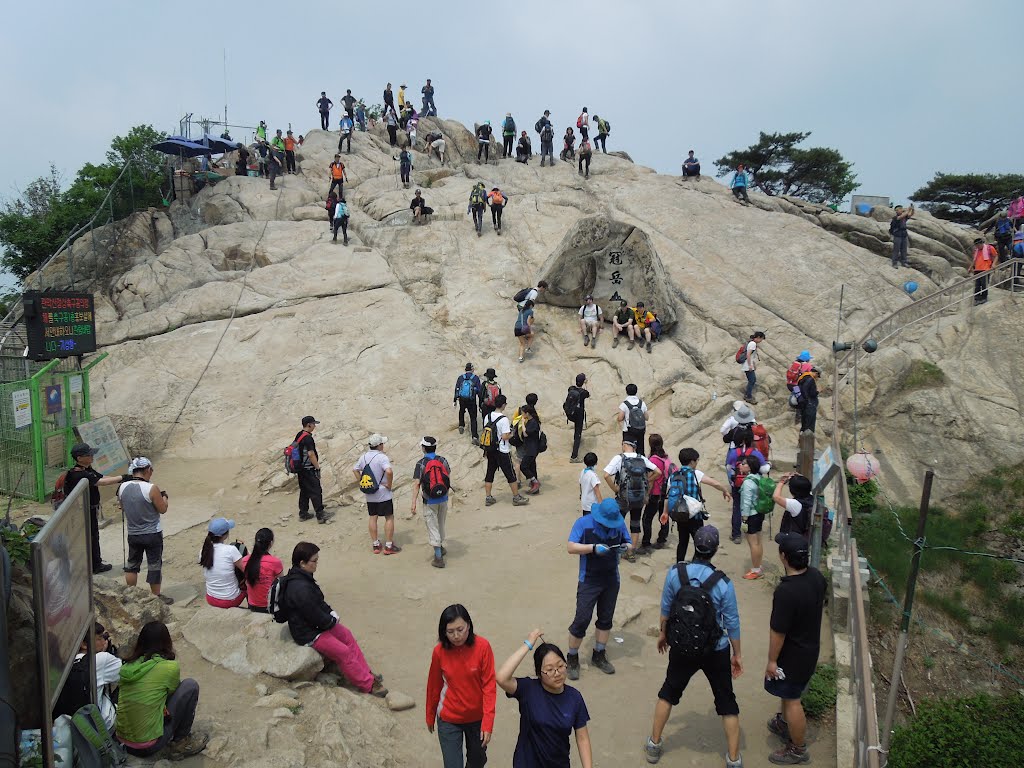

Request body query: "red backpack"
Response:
[51, 471, 69, 510]
[482, 382, 500, 408]
[730, 447, 754, 489]
[752, 424, 771, 460]
[735, 345, 748, 364]
[420, 458, 451, 499]
[786, 361, 803, 388]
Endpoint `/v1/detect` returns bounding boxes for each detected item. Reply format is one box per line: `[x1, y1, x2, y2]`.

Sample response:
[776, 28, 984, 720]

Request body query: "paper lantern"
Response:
[903, 281, 918, 295]
[846, 451, 879, 483]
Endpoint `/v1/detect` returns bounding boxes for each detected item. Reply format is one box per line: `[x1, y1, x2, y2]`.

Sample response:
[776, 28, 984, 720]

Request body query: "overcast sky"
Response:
[1, 0, 1019, 288]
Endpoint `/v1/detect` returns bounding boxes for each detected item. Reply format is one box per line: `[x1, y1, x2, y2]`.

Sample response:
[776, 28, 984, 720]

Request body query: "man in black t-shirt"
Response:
[764, 533, 827, 765]
[294, 416, 333, 524]
[63, 443, 129, 573]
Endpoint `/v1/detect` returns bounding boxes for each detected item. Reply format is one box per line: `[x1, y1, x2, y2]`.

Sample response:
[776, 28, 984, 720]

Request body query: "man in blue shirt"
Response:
[645, 525, 743, 767]
[731, 164, 751, 203]
[338, 114, 355, 154]
[682, 150, 700, 178]
[565, 498, 633, 680]
[411, 436, 451, 568]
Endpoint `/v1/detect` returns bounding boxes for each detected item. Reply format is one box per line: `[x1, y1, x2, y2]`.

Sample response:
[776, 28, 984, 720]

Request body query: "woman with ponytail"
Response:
[239, 528, 283, 613]
[199, 518, 245, 608]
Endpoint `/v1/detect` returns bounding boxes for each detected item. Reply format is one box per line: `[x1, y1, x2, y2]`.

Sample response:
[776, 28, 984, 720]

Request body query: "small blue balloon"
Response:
[903, 281, 918, 295]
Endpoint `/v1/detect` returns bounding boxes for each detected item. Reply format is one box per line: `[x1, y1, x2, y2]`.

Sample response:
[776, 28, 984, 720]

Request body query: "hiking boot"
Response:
[625, 548, 637, 563]
[745, 397, 758, 405]
[158, 594, 175, 605]
[370, 679, 389, 698]
[383, 543, 402, 555]
[373, 541, 383, 554]
[440, 546, 447, 556]
[512, 494, 530, 506]
[93, 562, 114, 574]
[477, 230, 482, 237]
[578, 169, 583, 176]
[646, 342, 652, 353]
[343, 238, 349, 246]
[644, 737, 663, 764]
[299, 512, 314, 521]
[459, 426, 465, 435]
[317, 510, 336, 524]
[585, 172, 590, 179]
[612, 336, 620, 348]
[166, 732, 209, 761]
[725, 752, 744, 768]
[485, 495, 497, 506]
[431, 556, 446, 569]
[497, 227, 502, 236]
[567, 652, 580, 680]
[569, 456, 583, 464]
[592, 649, 615, 674]
[627, 340, 635, 350]
[731, 535, 742, 545]
[583, 334, 590, 347]
[590, 335, 597, 348]
[653, 540, 667, 550]
[768, 742, 809, 765]
[636, 544, 653, 557]
[767, 714, 791, 741]
[472, 437, 479, 446]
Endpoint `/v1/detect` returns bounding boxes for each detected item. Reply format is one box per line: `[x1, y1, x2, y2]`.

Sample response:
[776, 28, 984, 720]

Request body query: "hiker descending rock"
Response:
[454, 362, 483, 443]
[785, 352, 813, 411]
[578, 295, 603, 348]
[592, 114, 610, 153]
[682, 150, 701, 178]
[421, 79, 437, 116]
[353, 434, 401, 555]
[425, 131, 446, 165]
[970, 236, 998, 305]
[398, 148, 413, 188]
[797, 367, 820, 434]
[316, 91, 333, 130]
[730, 164, 751, 203]
[267, 143, 284, 190]
[477, 121, 493, 162]
[406, 112, 419, 148]
[480, 394, 529, 507]
[410, 190, 433, 224]
[468, 182, 487, 236]
[338, 114, 354, 154]
[576, 107, 590, 140]
[488, 187, 507, 234]
[566, 373, 590, 462]
[502, 113, 517, 158]
[726, 426, 767, 545]
[411, 436, 452, 568]
[332, 197, 349, 245]
[515, 300, 535, 363]
[561, 127, 576, 162]
[737, 330, 764, 404]
[578, 138, 593, 179]
[328, 155, 348, 198]
[516, 131, 532, 164]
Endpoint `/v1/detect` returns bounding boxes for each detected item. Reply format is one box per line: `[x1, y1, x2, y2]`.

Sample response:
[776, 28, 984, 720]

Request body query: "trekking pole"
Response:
[121, 503, 127, 569]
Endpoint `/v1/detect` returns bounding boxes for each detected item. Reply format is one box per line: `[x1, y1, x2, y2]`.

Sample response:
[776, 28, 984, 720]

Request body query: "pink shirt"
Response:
[238, 554, 284, 608]
[649, 454, 672, 495]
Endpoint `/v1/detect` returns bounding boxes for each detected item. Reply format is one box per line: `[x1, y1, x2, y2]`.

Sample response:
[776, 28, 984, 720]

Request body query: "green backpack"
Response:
[754, 476, 778, 516]
[72, 703, 128, 767]
[470, 187, 486, 206]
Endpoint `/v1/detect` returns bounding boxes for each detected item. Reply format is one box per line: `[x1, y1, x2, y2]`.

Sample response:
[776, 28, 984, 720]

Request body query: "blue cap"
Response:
[797, 350, 812, 362]
[208, 517, 235, 536]
[590, 498, 623, 528]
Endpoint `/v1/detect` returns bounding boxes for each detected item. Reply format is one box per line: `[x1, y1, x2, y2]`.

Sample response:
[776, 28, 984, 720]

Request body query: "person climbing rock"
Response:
[426, 131, 446, 165]
[255, 139, 269, 178]
[488, 187, 507, 235]
[317, 92, 333, 130]
[469, 182, 487, 236]
[731, 164, 751, 203]
[476, 121, 493, 163]
[421, 79, 436, 116]
[410, 190, 433, 224]
[561, 127, 576, 162]
[267, 144, 283, 190]
[797, 367, 820, 434]
[398, 148, 413, 189]
[985, 211, 1015, 261]
[539, 120, 555, 167]
[567, 374, 590, 462]
[338, 114, 354, 154]
[515, 300, 535, 363]
[516, 131, 532, 164]
[406, 112, 419, 149]
[682, 150, 700, 178]
[328, 155, 348, 198]
[592, 114, 610, 153]
[889, 204, 913, 268]
[576, 107, 590, 140]
[454, 363, 482, 443]
[740, 331, 765, 404]
[332, 197, 350, 246]
[385, 106, 399, 147]
[502, 113, 517, 158]
[578, 138, 593, 179]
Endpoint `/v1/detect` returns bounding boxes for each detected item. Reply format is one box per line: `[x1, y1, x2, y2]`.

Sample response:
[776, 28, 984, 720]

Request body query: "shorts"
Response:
[744, 513, 765, 534]
[581, 317, 599, 329]
[514, 327, 532, 337]
[764, 675, 810, 701]
[568, 578, 620, 637]
[658, 646, 739, 716]
[124, 532, 164, 585]
[484, 451, 517, 484]
[367, 499, 395, 517]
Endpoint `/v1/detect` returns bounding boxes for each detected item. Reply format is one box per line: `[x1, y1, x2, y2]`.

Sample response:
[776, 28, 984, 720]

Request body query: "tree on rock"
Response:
[714, 131, 859, 206]
[909, 172, 1024, 227]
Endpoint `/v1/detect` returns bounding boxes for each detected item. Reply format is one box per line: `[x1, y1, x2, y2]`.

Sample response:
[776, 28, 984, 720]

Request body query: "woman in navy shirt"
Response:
[496, 628, 592, 768]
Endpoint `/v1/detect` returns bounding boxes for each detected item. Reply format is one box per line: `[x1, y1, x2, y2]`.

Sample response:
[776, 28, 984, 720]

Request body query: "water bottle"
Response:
[712, 390, 718, 403]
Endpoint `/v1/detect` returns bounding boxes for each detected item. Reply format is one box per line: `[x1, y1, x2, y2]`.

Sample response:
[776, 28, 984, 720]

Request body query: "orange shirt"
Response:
[284, 136, 296, 151]
[330, 162, 345, 180]
[973, 244, 996, 272]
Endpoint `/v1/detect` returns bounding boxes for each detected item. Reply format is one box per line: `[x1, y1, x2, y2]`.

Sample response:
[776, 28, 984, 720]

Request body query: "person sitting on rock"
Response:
[410, 190, 434, 224]
[54, 621, 122, 730]
[578, 295, 603, 348]
[578, 138, 593, 179]
[611, 300, 635, 348]
[632, 302, 656, 353]
[116, 621, 208, 760]
[239, 527, 284, 613]
[516, 131, 532, 164]
[682, 150, 700, 178]
[561, 127, 576, 162]
[730, 164, 750, 203]
[282, 541, 389, 697]
[199, 517, 246, 608]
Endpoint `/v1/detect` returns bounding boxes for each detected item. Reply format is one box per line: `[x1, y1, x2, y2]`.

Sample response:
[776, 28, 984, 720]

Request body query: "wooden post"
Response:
[798, 430, 815, 479]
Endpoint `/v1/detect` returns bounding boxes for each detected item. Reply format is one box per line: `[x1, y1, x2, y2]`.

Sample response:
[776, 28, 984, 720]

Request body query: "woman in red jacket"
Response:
[426, 604, 496, 768]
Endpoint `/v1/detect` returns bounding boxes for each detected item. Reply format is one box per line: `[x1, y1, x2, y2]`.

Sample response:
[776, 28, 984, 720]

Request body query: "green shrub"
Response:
[888, 694, 1024, 767]
[800, 664, 837, 719]
[899, 360, 946, 391]
[846, 474, 878, 516]
[1, 524, 37, 567]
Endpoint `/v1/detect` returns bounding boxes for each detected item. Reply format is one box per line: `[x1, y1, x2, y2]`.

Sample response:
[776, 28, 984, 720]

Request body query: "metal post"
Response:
[880, 469, 934, 754]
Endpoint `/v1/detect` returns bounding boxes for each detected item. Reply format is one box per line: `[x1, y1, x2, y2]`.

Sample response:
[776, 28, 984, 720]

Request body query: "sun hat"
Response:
[590, 498, 622, 528]
[797, 350, 812, 362]
[734, 405, 756, 424]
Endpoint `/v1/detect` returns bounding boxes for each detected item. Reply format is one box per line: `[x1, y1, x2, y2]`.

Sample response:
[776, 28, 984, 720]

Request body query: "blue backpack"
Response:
[457, 374, 475, 401]
[665, 466, 704, 523]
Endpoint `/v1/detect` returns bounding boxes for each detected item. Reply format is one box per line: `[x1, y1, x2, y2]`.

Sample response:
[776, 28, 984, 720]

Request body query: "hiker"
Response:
[427, 131, 447, 164]
[578, 137, 593, 179]
[398, 84, 408, 115]
[985, 211, 1015, 261]
[353, 434, 400, 555]
[355, 102, 366, 132]
[281, 541, 388, 697]
[730, 164, 751, 202]
[397, 147, 414, 189]
[421, 79, 437, 115]
[561, 127, 576, 162]
[332, 197, 350, 245]
[890, 204, 913, 268]
[116, 457, 172, 604]
[516, 130, 532, 164]
[467, 182, 487, 236]
[267, 144, 284, 190]
[255, 139, 269, 177]
[401, 103, 416, 130]
[578, 295, 603, 347]
[797, 367, 821, 433]
[426, 605, 496, 767]
[969, 236, 998, 305]
[234, 143, 249, 176]
[603, 437, 661, 556]
[576, 107, 590, 140]
[567, 373, 590, 462]
[328, 154, 348, 198]
[479, 367, 501, 422]
[487, 187, 507, 234]
[410, 190, 434, 223]
[407, 113, 419, 149]
[740, 330, 765, 404]
[412, 436, 453, 568]
[454, 362, 482, 443]
[284, 130, 297, 173]
[721, 401, 756, 449]
[1013, 231, 1024, 288]
[481, 394, 529, 506]
[611, 299, 634, 347]
[496, 631, 593, 767]
[517, 405, 543, 495]
[616, 383, 649, 455]
[476, 121, 493, 162]
[578, 451, 602, 512]
[786, 352, 813, 408]
[764, 533, 827, 765]
[539, 119, 555, 167]
[316, 91, 333, 129]
[325, 192, 338, 228]
[771, 472, 814, 540]
[727, 426, 767, 544]
[293, 416, 331, 523]
[515, 281, 548, 309]
[633, 301, 656, 353]
[338, 114, 354, 153]
[271, 128, 286, 154]
[682, 150, 700, 178]
[565, 497, 633, 680]
[515, 300, 535, 363]
[502, 112, 517, 158]
[663, 448, 732, 564]
[255, 120, 267, 142]
[535, 109, 552, 135]
[385, 106, 399, 146]
[383, 82, 395, 118]
[592, 114, 610, 153]
[116, 621, 208, 759]
[297, 135, 304, 146]
[340, 88, 356, 118]
[644, 526, 742, 768]
[53, 621, 122, 730]
[638, 434, 672, 555]
[200, 517, 245, 608]
[239, 528, 283, 614]
[737, 453, 771, 580]
[64, 442, 130, 574]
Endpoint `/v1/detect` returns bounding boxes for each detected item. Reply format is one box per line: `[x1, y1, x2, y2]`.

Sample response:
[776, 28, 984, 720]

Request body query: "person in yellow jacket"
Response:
[632, 302, 656, 353]
[398, 84, 407, 111]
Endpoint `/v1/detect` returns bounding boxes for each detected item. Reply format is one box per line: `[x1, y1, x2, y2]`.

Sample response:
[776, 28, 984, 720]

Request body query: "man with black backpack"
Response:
[645, 526, 743, 768]
[411, 436, 452, 569]
[603, 437, 661, 561]
[566, 373, 590, 462]
[616, 383, 649, 455]
[63, 443, 132, 574]
[453, 362, 482, 444]
[352, 433, 401, 555]
[480, 394, 529, 507]
[539, 120, 555, 167]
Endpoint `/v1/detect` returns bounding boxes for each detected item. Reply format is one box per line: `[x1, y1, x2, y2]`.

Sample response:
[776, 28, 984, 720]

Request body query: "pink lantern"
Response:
[846, 451, 879, 484]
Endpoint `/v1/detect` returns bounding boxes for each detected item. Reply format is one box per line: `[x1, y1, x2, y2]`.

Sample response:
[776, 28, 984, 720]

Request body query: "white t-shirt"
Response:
[619, 396, 648, 433]
[604, 452, 659, 477]
[742, 341, 758, 372]
[74, 651, 121, 729]
[203, 542, 242, 600]
[517, 288, 540, 310]
[487, 411, 512, 454]
[784, 499, 803, 517]
[579, 468, 601, 512]
[578, 303, 602, 322]
[353, 450, 393, 502]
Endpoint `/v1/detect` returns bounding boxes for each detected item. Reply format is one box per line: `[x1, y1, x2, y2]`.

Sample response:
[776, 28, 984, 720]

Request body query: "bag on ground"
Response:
[71, 703, 128, 767]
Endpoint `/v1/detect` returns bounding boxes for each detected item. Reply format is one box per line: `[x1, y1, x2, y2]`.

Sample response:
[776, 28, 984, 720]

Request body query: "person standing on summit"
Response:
[383, 83, 396, 118]
[501, 113, 517, 158]
[576, 107, 590, 140]
[592, 114, 610, 153]
[341, 89, 357, 119]
[476, 121, 493, 163]
[316, 91, 333, 130]
[421, 79, 436, 115]
[889, 204, 913, 269]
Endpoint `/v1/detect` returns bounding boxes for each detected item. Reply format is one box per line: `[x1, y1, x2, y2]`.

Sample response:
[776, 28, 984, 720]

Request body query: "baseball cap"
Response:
[421, 436, 437, 449]
[694, 525, 720, 555]
[208, 517, 235, 536]
[71, 443, 95, 458]
[775, 532, 810, 558]
[368, 433, 388, 447]
[129, 457, 152, 472]
[302, 416, 320, 426]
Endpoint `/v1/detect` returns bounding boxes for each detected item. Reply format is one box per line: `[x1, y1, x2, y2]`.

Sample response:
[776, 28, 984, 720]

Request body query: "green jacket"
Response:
[116, 655, 180, 744]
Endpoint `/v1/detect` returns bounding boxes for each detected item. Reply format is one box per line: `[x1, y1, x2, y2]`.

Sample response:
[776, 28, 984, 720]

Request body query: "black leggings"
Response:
[320, 111, 330, 130]
[387, 126, 397, 146]
[642, 494, 668, 546]
[570, 417, 584, 459]
[472, 205, 485, 232]
[478, 141, 489, 161]
[285, 150, 296, 172]
[491, 204, 504, 228]
[579, 154, 591, 174]
[676, 516, 705, 563]
[332, 216, 349, 240]
[503, 136, 514, 157]
[400, 165, 411, 184]
[732, 186, 749, 202]
[520, 454, 537, 482]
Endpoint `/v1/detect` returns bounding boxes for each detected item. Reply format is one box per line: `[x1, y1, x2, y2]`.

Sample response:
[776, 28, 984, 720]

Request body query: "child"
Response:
[579, 452, 602, 514]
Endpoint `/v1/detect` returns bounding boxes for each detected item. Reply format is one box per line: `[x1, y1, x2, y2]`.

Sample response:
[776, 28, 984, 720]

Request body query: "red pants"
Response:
[312, 623, 374, 692]
[205, 592, 245, 609]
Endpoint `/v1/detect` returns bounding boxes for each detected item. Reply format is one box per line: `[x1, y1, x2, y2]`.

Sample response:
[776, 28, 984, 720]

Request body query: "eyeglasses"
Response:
[541, 664, 567, 677]
[445, 626, 469, 637]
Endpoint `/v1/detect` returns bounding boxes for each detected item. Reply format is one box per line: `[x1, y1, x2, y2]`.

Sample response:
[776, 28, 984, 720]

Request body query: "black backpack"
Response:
[563, 386, 583, 422]
[666, 564, 728, 657]
[541, 124, 553, 141]
[513, 287, 531, 303]
[616, 455, 649, 512]
[534, 118, 544, 133]
[269, 574, 294, 623]
[53, 654, 90, 718]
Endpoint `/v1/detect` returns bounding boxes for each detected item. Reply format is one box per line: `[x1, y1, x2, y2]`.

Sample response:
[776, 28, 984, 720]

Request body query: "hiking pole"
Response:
[121, 504, 127, 570]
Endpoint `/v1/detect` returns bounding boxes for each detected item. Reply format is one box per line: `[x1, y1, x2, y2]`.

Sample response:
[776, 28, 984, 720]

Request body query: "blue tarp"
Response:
[151, 138, 212, 157]
[194, 134, 240, 153]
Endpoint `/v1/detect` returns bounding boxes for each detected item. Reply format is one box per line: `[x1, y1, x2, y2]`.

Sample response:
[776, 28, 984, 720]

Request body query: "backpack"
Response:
[283, 437, 304, 474]
[665, 467, 705, 523]
[479, 413, 502, 452]
[482, 381, 500, 408]
[541, 124, 553, 141]
[616, 455, 649, 512]
[889, 216, 899, 235]
[730, 448, 754, 489]
[576, 115, 584, 128]
[269, 574, 293, 623]
[752, 424, 771, 460]
[753, 475, 778, 516]
[786, 360, 803, 388]
[420, 457, 451, 499]
[602, 119, 611, 134]
[457, 373, 476, 401]
[470, 187, 486, 206]
[538, 431, 548, 454]
[503, 118, 516, 135]
[563, 386, 583, 422]
[534, 118, 544, 133]
[509, 410, 525, 448]
[735, 345, 748, 364]
[490, 191, 505, 206]
[358, 456, 382, 494]
[513, 287, 531, 303]
[52, 470, 69, 510]
[622, 399, 646, 431]
[53, 654, 90, 718]
[71, 703, 128, 768]
[665, 565, 727, 657]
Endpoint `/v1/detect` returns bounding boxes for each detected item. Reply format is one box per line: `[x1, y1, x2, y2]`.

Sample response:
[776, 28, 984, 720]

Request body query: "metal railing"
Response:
[848, 538, 882, 768]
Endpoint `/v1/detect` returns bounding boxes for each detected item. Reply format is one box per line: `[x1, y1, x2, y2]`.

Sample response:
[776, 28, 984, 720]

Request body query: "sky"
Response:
[0, 0, 1019, 289]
